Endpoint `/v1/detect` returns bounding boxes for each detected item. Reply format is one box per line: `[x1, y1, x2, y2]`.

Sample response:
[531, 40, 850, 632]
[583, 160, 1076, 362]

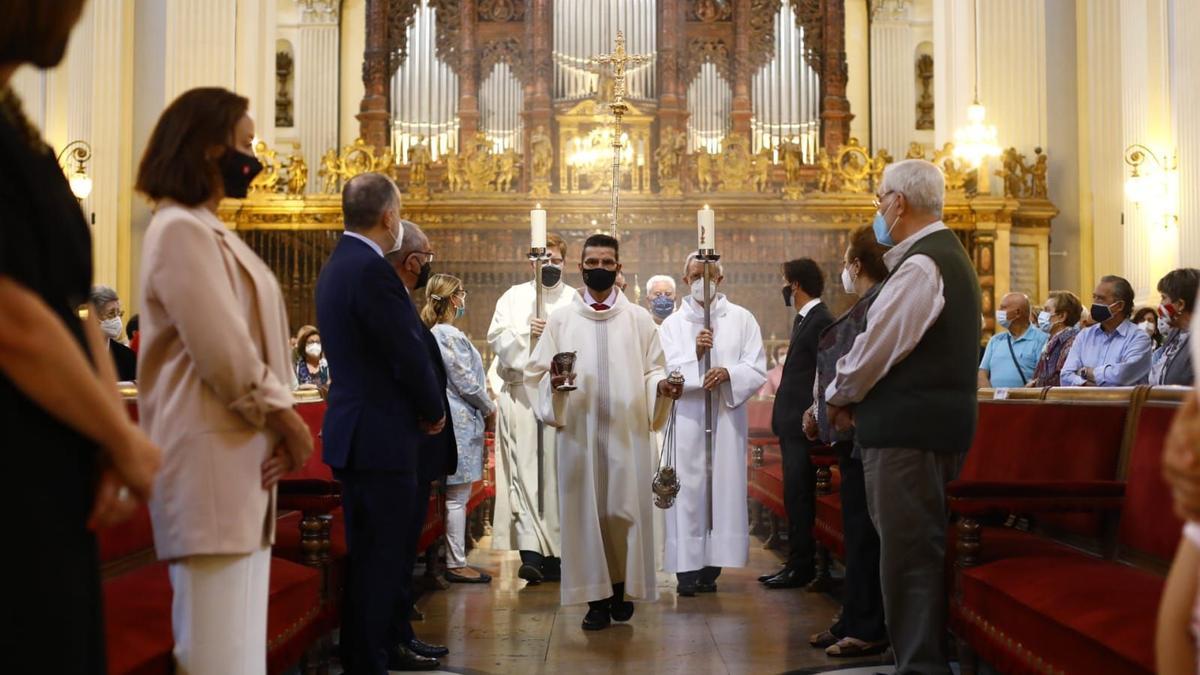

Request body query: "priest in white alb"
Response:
[659, 253, 767, 595]
[526, 234, 683, 631]
[487, 232, 575, 585]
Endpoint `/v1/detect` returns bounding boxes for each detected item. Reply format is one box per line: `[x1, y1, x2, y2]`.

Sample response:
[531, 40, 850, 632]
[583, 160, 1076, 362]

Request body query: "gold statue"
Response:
[717, 132, 754, 192]
[457, 132, 501, 192]
[588, 31, 651, 109]
[905, 142, 925, 160]
[497, 147, 519, 192]
[816, 149, 834, 193]
[530, 126, 553, 180]
[996, 147, 1026, 199]
[319, 148, 341, 194]
[932, 142, 967, 191]
[695, 148, 715, 192]
[655, 126, 684, 181]
[753, 148, 773, 193]
[249, 140, 281, 194]
[870, 149, 893, 192]
[1030, 149, 1048, 198]
[286, 151, 308, 196]
[445, 151, 464, 192]
[407, 135, 432, 189]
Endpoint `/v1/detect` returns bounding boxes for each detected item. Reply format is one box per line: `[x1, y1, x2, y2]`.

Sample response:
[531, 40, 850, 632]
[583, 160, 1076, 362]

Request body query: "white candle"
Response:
[697, 204, 715, 250]
[531, 203, 547, 249]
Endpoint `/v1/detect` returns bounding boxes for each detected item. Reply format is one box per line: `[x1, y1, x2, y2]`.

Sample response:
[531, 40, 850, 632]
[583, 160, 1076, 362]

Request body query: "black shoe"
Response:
[518, 562, 544, 585]
[445, 568, 492, 584]
[696, 582, 717, 593]
[677, 579, 697, 597]
[582, 604, 611, 630]
[758, 567, 785, 583]
[386, 645, 440, 671]
[762, 568, 814, 589]
[407, 638, 449, 658]
[541, 556, 562, 582]
[610, 599, 634, 622]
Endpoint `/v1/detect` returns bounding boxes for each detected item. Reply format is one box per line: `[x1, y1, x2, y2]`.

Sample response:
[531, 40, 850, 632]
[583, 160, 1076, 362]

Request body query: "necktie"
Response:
[591, 303, 608, 311]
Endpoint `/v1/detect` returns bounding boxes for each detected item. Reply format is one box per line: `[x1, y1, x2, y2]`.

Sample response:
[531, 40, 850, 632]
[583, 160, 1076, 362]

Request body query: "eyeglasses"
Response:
[454, 289, 467, 298]
[873, 191, 895, 210]
[409, 250, 435, 263]
[97, 306, 123, 321]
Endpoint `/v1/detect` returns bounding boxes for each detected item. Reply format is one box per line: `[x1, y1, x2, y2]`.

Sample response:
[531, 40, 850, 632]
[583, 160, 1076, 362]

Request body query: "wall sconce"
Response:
[1124, 143, 1178, 227]
[56, 140, 93, 202]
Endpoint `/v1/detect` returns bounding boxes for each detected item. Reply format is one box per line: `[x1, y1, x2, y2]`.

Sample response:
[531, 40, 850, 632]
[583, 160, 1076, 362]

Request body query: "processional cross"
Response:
[588, 31, 652, 235]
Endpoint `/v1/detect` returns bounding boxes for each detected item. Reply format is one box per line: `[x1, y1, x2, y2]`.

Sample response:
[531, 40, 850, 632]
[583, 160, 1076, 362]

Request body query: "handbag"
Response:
[651, 371, 685, 509]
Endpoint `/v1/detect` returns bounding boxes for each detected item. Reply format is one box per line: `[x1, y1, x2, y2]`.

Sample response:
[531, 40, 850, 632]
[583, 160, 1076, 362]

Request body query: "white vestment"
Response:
[526, 290, 671, 604]
[658, 294, 766, 572]
[487, 279, 575, 555]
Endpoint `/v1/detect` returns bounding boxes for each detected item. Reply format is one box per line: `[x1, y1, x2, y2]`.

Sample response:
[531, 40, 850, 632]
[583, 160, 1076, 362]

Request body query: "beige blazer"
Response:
[138, 202, 295, 560]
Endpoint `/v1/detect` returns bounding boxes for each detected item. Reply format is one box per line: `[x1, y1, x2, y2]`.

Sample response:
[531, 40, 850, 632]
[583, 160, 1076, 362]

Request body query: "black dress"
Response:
[0, 88, 105, 673]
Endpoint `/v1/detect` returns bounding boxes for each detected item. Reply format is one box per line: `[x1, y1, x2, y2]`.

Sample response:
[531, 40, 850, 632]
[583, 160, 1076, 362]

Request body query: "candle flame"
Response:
[703, 204, 710, 210]
[536, 203, 542, 209]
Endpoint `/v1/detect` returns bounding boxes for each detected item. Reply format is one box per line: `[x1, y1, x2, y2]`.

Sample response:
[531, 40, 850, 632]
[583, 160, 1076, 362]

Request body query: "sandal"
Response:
[825, 636, 889, 658]
[809, 630, 839, 648]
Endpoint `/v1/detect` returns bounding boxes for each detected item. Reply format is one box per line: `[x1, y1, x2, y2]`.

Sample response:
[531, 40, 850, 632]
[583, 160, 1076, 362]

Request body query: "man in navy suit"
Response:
[316, 173, 446, 673]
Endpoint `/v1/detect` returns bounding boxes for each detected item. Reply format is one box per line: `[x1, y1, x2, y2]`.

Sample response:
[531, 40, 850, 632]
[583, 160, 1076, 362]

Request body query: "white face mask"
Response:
[841, 266, 856, 295]
[1037, 311, 1054, 333]
[690, 278, 717, 302]
[1158, 315, 1172, 336]
[1138, 321, 1157, 337]
[995, 310, 1011, 329]
[305, 342, 322, 358]
[100, 316, 123, 340]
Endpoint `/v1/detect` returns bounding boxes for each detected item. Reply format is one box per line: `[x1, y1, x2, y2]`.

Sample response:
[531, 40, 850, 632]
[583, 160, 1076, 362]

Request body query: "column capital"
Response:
[870, 0, 910, 23]
[297, 0, 340, 23]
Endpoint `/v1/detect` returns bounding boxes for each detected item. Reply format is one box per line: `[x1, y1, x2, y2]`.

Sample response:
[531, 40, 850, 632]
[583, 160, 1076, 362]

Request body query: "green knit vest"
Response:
[855, 228, 981, 453]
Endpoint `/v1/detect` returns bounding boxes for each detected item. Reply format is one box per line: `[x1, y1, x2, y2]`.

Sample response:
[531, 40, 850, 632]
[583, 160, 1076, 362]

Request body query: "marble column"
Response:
[932, 0, 972, 148]
[298, 0, 342, 192]
[358, 0, 391, 149]
[730, 0, 753, 136]
[869, 0, 915, 156]
[165, 0, 238, 99]
[820, 0, 852, 151]
[522, 0, 552, 189]
[237, 0, 279, 146]
[89, 0, 134, 294]
[656, 0, 686, 133]
[1175, 0, 1200, 268]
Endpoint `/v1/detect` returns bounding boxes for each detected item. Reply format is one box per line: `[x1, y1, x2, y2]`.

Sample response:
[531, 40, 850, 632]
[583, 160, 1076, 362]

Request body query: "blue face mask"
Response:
[873, 197, 899, 247]
[650, 295, 674, 319]
[454, 300, 466, 320]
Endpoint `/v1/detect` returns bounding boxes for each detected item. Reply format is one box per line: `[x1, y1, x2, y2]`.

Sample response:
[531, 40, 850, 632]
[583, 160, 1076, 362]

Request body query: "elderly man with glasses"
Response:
[824, 159, 981, 675]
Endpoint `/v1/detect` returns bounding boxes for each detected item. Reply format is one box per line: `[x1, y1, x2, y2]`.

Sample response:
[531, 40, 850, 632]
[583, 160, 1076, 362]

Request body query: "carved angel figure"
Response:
[319, 148, 341, 194]
[530, 125, 553, 179]
[695, 148, 715, 192]
[407, 135, 432, 187]
[655, 126, 684, 181]
[287, 152, 308, 195]
[816, 149, 834, 193]
[753, 148, 773, 193]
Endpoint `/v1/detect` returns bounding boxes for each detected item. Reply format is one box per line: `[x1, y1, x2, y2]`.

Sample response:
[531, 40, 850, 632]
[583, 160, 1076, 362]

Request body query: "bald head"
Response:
[1000, 292, 1031, 329]
[342, 172, 402, 252]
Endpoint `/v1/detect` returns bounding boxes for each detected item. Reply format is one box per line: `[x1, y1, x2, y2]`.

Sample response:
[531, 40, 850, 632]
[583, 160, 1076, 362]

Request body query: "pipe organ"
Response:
[479, 62, 524, 152]
[552, 0, 657, 102]
[391, 0, 458, 162]
[751, 2, 821, 163]
[687, 63, 733, 153]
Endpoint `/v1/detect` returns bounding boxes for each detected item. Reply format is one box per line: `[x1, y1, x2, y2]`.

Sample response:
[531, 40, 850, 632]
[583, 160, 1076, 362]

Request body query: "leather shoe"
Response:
[518, 562, 544, 585]
[445, 568, 492, 584]
[677, 579, 697, 597]
[386, 645, 439, 671]
[696, 582, 717, 593]
[762, 568, 814, 589]
[582, 605, 611, 630]
[610, 599, 634, 622]
[758, 567, 785, 583]
[407, 638, 449, 658]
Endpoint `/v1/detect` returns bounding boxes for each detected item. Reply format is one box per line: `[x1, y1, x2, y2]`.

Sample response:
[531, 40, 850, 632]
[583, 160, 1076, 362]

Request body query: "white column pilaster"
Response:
[89, 0, 133, 291]
[870, 0, 915, 156]
[1174, 0, 1200, 268]
[932, 0, 973, 149]
[164, 0, 237, 100]
[977, 0, 1046, 155]
[237, 0, 278, 145]
[297, 0, 342, 193]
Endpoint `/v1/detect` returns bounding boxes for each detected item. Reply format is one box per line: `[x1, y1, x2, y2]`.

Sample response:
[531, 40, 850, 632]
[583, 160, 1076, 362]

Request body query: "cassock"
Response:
[658, 293, 766, 573]
[487, 279, 575, 556]
[526, 290, 671, 605]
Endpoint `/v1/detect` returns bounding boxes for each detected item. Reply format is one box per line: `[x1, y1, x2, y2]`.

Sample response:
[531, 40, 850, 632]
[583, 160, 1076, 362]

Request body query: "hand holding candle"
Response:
[697, 204, 715, 250]
[531, 203, 547, 249]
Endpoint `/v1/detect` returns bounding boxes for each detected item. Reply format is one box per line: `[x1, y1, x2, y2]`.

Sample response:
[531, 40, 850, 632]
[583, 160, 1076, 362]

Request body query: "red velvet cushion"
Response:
[749, 454, 786, 518]
[957, 553, 1161, 675]
[99, 505, 155, 565]
[104, 558, 322, 675]
[104, 562, 174, 675]
[1119, 403, 1184, 561]
[960, 402, 1127, 484]
[287, 400, 333, 482]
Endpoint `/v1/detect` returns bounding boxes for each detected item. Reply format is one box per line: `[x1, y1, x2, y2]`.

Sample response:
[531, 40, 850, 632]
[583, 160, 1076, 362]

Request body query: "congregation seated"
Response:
[978, 292, 1046, 389]
[1061, 275, 1153, 386]
[294, 323, 331, 396]
[1028, 290, 1083, 387]
[1150, 267, 1198, 386]
[90, 285, 137, 382]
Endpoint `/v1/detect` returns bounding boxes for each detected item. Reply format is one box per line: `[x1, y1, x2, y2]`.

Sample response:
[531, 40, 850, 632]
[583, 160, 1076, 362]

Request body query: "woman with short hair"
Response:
[294, 324, 331, 395]
[136, 87, 313, 674]
[1029, 291, 1083, 387]
[1151, 268, 1199, 386]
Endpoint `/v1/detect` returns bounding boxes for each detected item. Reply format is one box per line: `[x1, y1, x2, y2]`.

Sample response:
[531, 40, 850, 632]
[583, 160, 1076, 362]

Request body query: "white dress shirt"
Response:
[797, 296, 822, 321]
[826, 220, 949, 406]
[342, 230, 384, 258]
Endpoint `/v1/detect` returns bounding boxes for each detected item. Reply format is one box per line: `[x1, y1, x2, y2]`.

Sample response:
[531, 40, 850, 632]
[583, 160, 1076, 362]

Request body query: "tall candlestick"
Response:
[531, 203, 547, 249]
[697, 204, 715, 249]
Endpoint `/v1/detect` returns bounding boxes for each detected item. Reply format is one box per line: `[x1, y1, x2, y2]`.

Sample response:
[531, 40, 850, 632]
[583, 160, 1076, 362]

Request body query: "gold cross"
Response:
[588, 31, 652, 109]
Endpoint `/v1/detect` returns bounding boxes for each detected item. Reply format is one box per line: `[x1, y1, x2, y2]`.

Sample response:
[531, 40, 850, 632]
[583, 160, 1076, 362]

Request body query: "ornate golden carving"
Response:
[930, 142, 969, 191]
[406, 135, 432, 198]
[689, 0, 733, 22]
[995, 146, 1049, 199]
[816, 149, 835, 193]
[717, 132, 755, 192]
[250, 140, 282, 194]
[695, 148, 716, 192]
[655, 126, 686, 196]
[478, 0, 524, 22]
[287, 151, 308, 196]
[753, 148, 773, 193]
[450, 132, 505, 192]
[833, 137, 872, 193]
[916, 54, 934, 130]
[316, 137, 398, 194]
[530, 125, 553, 193]
[905, 142, 926, 160]
[870, 149, 894, 192]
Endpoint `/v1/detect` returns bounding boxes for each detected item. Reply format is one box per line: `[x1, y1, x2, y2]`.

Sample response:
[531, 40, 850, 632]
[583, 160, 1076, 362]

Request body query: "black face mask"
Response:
[414, 260, 432, 290]
[219, 148, 263, 199]
[582, 267, 618, 293]
[541, 265, 563, 287]
[781, 284, 794, 307]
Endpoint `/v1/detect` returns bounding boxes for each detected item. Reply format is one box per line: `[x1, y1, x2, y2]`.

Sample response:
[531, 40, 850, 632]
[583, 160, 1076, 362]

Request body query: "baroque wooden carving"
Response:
[791, 0, 824, 72]
[682, 38, 733, 83]
[746, 0, 782, 73]
[478, 0, 524, 21]
[387, 0, 420, 75]
[429, 0, 462, 72]
[479, 38, 529, 82]
[689, 0, 733, 22]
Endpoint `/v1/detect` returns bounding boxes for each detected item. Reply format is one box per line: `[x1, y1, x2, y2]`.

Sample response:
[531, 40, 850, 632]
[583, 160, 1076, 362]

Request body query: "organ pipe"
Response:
[480, 62, 525, 152]
[748, 0, 821, 163]
[552, 0, 657, 102]
[392, 0, 458, 161]
[687, 63, 731, 153]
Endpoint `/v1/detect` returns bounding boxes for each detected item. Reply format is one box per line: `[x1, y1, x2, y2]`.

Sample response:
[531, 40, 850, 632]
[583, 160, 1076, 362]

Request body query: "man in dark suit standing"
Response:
[760, 258, 831, 589]
[316, 173, 446, 673]
[384, 220, 461, 660]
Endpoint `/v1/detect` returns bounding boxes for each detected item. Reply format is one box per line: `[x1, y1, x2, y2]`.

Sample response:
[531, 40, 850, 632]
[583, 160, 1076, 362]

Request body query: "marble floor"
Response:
[369, 537, 893, 675]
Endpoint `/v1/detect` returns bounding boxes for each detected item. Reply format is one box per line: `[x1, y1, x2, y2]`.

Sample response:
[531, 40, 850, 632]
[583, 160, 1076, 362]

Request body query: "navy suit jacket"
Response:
[772, 302, 834, 439]
[418, 326, 458, 482]
[316, 236, 444, 472]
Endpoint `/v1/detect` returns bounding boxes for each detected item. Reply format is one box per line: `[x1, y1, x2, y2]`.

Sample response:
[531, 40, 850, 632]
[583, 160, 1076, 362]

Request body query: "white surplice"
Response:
[526, 290, 671, 605]
[487, 279, 576, 555]
[658, 293, 766, 572]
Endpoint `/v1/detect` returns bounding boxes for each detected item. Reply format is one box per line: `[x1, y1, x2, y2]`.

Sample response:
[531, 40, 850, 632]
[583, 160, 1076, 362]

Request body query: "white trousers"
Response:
[445, 483, 473, 569]
[169, 546, 271, 675]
